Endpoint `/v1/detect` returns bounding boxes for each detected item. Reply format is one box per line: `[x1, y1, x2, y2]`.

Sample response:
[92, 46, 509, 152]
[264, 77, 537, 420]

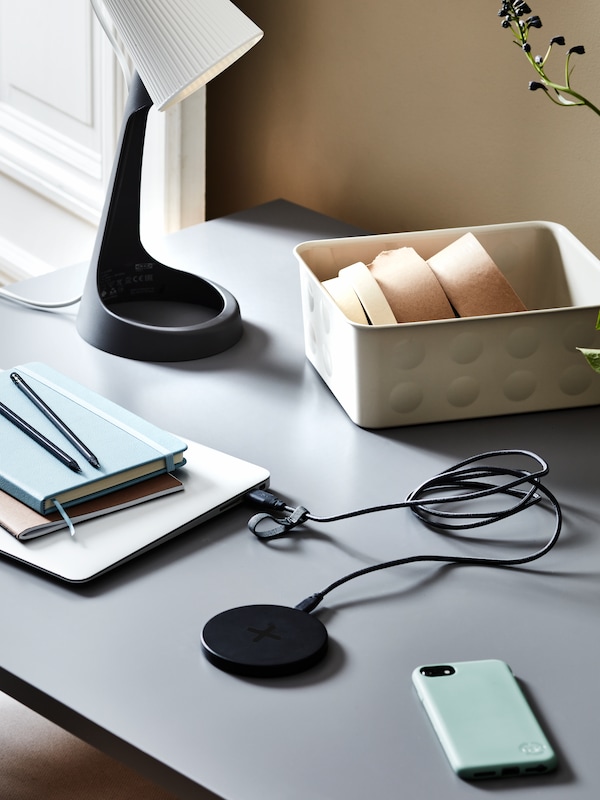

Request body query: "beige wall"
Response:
[206, 1, 600, 257]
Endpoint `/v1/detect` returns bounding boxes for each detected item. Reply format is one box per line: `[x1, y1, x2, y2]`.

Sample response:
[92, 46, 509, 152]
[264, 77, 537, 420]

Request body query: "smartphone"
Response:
[412, 659, 557, 780]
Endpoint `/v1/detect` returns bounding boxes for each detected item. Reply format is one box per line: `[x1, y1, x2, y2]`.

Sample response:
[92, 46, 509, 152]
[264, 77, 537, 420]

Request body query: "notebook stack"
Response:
[0, 362, 187, 540]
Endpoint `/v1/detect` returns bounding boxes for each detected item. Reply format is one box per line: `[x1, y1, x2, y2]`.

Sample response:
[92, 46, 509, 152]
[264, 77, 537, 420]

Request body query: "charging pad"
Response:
[201, 605, 328, 677]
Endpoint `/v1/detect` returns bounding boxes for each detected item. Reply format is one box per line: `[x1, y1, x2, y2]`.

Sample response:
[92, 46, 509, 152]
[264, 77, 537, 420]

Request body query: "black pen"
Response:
[0, 400, 81, 473]
[10, 372, 100, 469]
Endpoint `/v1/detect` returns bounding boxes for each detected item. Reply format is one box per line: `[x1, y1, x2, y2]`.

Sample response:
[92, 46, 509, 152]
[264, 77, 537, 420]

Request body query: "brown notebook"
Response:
[0, 473, 183, 540]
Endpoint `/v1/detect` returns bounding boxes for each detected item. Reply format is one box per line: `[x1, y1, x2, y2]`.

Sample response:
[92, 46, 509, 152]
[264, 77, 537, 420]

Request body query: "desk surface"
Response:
[0, 200, 599, 799]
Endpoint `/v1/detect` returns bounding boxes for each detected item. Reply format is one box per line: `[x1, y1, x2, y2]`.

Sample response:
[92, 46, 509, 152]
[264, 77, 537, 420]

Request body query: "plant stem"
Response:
[502, 2, 600, 117]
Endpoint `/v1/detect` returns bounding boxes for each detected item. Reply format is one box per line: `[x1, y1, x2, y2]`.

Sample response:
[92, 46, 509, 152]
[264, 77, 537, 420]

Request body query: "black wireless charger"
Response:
[201, 605, 328, 678]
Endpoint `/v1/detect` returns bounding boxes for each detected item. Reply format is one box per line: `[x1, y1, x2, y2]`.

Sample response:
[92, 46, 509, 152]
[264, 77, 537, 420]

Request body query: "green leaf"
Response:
[577, 347, 600, 373]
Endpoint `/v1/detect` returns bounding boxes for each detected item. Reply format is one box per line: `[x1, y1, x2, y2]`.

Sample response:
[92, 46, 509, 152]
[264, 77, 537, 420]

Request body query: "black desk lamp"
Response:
[76, 0, 263, 361]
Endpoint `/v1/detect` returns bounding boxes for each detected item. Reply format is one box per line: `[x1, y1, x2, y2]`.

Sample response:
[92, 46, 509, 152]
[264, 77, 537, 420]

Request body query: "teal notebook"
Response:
[0, 363, 187, 514]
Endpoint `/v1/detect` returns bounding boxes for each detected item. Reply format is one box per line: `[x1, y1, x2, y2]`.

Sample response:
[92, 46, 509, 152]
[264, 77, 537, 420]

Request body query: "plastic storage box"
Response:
[295, 221, 600, 428]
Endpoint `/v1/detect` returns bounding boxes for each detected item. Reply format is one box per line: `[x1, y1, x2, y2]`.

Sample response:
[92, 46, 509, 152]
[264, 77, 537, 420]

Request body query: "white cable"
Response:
[0, 286, 82, 310]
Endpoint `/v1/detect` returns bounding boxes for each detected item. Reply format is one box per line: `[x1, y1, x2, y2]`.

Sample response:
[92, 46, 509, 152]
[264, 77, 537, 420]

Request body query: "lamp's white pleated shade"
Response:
[101, 0, 263, 110]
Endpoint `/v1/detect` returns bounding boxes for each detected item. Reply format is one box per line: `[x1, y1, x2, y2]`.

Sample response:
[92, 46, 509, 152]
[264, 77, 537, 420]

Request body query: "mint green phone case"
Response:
[412, 659, 557, 780]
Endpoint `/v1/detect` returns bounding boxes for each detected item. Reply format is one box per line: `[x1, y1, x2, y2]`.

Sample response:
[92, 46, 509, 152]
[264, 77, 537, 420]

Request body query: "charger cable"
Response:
[246, 449, 562, 613]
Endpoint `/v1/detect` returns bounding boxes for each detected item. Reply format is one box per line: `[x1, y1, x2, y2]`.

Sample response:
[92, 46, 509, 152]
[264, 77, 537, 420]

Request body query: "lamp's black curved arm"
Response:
[77, 72, 242, 361]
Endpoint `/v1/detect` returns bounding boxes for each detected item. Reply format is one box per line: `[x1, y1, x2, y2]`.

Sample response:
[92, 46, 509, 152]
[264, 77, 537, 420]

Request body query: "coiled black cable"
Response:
[246, 449, 562, 613]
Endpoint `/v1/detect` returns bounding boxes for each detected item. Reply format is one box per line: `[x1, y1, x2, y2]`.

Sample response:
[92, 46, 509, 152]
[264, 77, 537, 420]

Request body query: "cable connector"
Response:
[294, 593, 324, 613]
[246, 489, 292, 513]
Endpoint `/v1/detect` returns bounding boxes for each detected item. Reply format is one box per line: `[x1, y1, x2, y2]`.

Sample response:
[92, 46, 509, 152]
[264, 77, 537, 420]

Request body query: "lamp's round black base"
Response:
[76, 265, 242, 362]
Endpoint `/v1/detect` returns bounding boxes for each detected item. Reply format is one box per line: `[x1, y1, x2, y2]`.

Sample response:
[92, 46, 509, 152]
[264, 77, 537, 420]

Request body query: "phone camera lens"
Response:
[421, 665, 456, 677]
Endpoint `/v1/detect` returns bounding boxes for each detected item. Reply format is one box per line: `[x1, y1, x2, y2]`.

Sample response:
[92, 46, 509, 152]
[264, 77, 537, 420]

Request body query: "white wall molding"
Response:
[142, 88, 206, 247]
[0, 3, 120, 225]
[0, 1, 121, 275]
[0, 234, 53, 283]
[0, 104, 104, 223]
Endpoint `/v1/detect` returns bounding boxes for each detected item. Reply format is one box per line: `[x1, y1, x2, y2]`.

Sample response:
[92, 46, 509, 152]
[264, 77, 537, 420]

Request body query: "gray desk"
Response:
[0, 200, 599, 799]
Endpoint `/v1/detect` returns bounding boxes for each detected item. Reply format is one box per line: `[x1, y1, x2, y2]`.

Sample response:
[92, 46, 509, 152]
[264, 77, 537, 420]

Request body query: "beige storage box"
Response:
[295, 221, 600, 428]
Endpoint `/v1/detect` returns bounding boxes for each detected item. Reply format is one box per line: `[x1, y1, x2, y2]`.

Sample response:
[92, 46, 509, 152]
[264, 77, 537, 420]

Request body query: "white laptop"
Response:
[0, 439, 269, 582]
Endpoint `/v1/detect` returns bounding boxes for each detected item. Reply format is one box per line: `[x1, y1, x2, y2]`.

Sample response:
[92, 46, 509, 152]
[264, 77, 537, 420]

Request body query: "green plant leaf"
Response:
[577, 347, 600, 372]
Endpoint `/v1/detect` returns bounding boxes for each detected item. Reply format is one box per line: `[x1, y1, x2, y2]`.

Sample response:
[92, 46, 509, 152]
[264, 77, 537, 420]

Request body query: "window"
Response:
[0, 0, 205, 284]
